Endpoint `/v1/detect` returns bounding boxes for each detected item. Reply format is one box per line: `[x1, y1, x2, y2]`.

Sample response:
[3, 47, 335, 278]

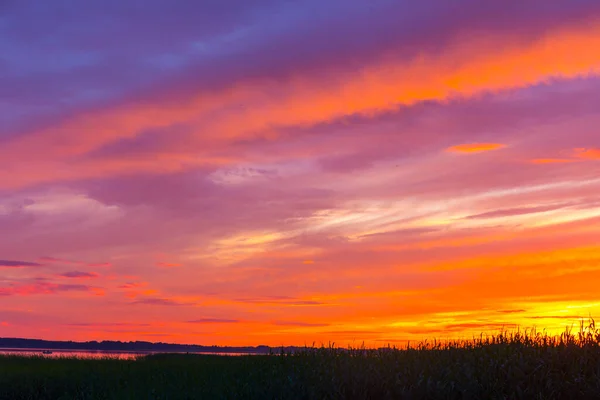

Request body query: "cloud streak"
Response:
[0, 282, 103, 296]
[0, 260, 43, 268]
[463, 204, 571, 219]
[133, 297, 194, 306]
[2, 18, 600, 189]
[447, 143, 506, 154]
[59, 271, 100, 279]
[187, 318, 240, 324]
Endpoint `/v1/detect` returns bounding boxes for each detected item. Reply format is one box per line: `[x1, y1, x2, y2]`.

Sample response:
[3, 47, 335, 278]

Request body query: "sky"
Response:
[1, 0, 600, 347]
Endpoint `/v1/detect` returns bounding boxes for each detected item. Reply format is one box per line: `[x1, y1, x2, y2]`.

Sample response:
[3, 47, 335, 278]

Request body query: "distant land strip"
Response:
[0, 337, 285, 354]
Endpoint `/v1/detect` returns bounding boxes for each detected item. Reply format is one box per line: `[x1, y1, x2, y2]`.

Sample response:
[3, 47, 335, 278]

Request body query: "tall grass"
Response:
[1, 319, 600, 399]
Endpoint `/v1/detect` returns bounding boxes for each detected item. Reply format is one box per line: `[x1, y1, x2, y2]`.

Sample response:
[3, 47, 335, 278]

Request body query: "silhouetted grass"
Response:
[2, 319, 600, 399]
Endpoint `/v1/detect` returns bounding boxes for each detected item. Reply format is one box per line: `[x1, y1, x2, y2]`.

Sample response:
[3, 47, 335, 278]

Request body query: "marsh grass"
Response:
[2, 319, 600, 399]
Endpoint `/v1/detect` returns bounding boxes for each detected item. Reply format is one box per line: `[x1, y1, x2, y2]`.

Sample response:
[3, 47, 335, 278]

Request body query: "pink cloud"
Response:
[0, 282, 102, 297]
[2, 22, 600, 190]
[118, 282, 147, 289]
[39, 257, 111, 268]
[462, 203, 572, 219]
[133, 297, 194, 306]
[233, 296, 327, 306]
[156, 262, 182, 268]
[86, 262, 112, 268]
[59, 271, 100, 279]
[530, 158, 578, 164]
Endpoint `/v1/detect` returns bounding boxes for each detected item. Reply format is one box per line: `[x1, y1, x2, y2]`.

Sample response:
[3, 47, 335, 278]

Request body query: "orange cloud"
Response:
[118, 282, 147, 289]
[446, 143, 506, 154]
[531, 148, 600, 164]
[530, 158, 578, 164]
[574, 147, 600, 160]
[2, 22, 600, 188]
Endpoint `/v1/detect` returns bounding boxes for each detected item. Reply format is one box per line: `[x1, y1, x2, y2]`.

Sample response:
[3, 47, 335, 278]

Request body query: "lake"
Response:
[0, 348, 256, 359]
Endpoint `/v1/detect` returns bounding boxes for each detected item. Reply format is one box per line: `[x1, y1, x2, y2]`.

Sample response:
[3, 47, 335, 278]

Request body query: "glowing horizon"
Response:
[1, 1, 600, 347]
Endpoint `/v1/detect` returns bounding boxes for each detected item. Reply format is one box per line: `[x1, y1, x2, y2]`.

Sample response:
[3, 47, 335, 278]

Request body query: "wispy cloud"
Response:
[133, 297, 194, 306]
[187, 318, 240, 324]
[39, 257, 111, 268]
[0, 260, 43, 268]
[118, 282, 147, 289]
[530, 158, 578, 164]
[272, 321, 330, 327]
[447, 143, 506, 154]
[59, 271, 100, 279]
[0, 282, 103, 296]
[234, 296, 327, 306]
[86, 262, 112, 268]
[66, 322, 152, 327]
[156, 262, 182, 268]
[527, 315, 585, 320]
[463, 204, 570, 219]
[496, 309, 526, 314]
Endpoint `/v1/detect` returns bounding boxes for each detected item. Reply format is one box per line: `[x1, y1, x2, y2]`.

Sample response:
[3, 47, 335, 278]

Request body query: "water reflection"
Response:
[0, 348, 253, 359]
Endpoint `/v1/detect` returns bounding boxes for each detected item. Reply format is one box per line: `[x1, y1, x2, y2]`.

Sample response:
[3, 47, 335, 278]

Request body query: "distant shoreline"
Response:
[0, 348, 260, 358]
[2, 347, 149, 354]
[0, 337, 294, 354]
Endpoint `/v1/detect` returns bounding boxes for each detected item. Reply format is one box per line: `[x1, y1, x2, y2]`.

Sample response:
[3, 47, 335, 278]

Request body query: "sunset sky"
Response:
[1, 0, 600, 347]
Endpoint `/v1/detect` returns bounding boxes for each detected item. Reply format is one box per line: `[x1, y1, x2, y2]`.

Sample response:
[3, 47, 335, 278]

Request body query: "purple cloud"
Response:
[133, 297, 193, 306]
[3, 0, 599, 147]
[66, 322, 151, 327]
[59, 271, 99, 279]
[187, 318, 240, 324]
[0, 259, 43, 268]
[0, 282, 101, 296]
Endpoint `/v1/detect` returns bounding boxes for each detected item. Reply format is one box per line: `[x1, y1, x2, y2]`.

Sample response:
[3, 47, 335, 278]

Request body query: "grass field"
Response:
[2, 320, 600, 400]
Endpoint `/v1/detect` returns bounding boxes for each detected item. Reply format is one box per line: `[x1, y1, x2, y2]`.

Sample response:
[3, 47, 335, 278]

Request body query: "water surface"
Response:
[0, 348, 254, 359]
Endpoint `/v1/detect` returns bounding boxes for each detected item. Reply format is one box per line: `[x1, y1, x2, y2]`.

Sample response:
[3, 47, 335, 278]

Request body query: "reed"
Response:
[2, 318, 599, 399]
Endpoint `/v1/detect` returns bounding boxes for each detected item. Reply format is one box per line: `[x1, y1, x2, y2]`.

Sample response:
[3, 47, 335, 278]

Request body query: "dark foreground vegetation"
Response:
[2, 320, 600, 400]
